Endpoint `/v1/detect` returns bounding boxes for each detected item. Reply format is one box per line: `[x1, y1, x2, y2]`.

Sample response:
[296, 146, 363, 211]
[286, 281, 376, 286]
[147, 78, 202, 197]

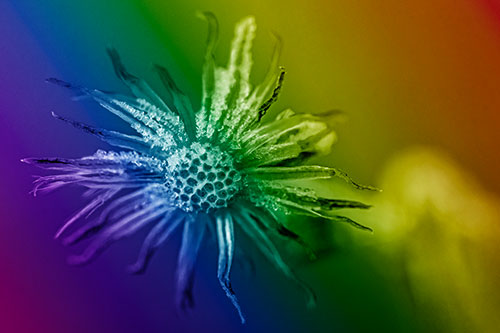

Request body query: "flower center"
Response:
[166, 143, 241, 213]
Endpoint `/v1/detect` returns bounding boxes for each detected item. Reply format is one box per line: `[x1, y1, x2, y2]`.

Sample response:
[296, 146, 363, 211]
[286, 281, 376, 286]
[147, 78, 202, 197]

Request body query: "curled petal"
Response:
[238, 112, 337, 166]
[51, 112, 159, 155]
[67, 202, 171, 265]
[245, 165, 378, 191]
[215, 211, 245, 323]
[228, 32, 283, 141]
[62, 187, 156, 246]
[55, 189, 119, 239]
[205, 16, 256, 140]
[106, 47, 170, 112]
[233, 207, 317, 308]
[196, 11, 219, 137]
[47, 77, 184, 150]
[276, 198, 373, 232]
[128, 211, 184, 274]
[154, 65, 196, 141]
[175, 215, 206, 310]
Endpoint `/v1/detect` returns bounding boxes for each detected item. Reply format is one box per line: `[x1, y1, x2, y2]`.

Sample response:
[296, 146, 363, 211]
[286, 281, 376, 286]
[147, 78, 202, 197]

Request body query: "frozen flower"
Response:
[23, 13, 374, 323]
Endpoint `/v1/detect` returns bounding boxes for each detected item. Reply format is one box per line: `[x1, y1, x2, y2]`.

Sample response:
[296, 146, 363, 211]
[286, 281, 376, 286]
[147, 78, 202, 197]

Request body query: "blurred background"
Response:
[1, 0, 500, 332]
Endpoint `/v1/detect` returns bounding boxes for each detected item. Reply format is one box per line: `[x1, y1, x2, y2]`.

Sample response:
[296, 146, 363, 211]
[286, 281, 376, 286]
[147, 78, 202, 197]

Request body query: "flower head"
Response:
[23, 13, 375, 323]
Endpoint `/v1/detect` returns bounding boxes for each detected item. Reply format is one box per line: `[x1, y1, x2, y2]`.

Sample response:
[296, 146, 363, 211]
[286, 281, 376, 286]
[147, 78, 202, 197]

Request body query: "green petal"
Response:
[196, 11, 218, 138]
[106, 48, 170, 112]
[154, 64, 196, 141]
[231, 35, 283, 140]
[205, 16, 256, 139]
[232, 206, 317, 308]
[245, 165, 337, 180]
[237, 202, 315, 258]
[253, 33, 283, 108]
[255, 68, 285, 122]
[233, 66, 285, 136]
[244, 165, 379, 191]
[248, 180, 372, 211]
[241, 142, 303, 167]
[276, 198, 373, 232]
[245, 180, 372, 230]
[239, 112, 336, 163]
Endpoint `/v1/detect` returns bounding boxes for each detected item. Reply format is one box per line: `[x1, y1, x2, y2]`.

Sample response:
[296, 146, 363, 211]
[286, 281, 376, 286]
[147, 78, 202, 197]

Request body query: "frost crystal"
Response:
[23, 13, 375, 323]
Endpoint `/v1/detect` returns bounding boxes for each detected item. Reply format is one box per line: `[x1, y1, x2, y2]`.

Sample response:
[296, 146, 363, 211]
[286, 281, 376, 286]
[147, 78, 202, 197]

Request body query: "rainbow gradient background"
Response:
[2, 0, 500, 332]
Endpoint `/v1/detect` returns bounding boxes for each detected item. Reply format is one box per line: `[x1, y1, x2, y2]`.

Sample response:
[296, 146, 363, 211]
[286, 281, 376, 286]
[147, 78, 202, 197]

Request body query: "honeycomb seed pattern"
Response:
[165, 143, 241, 213]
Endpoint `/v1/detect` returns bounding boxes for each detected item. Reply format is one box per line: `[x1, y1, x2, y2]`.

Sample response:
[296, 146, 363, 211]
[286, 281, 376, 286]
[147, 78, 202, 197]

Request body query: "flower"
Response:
[23, 13, 375, 323]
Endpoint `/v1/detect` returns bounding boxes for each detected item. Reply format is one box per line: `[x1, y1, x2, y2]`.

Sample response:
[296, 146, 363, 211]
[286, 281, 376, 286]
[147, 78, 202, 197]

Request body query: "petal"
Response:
[232, 206, 316, 308]
[67, 202, 171, 265]
[244, 165, 379, 190]
[175, 214, 206, 310]
[249, 180, 372, 210]
[254, 68, 285, 123]
[219, 32, 284, 143]
[128, 211, 184, 274]
[240, 142, 303, 167]
[50, 112, 160, 155]
[47, 78, 184, 151]
[62, 187, 154, 246]
[24, 152, 164, 194]
[54, 189, 120, 239]
[196, 11, 219, 137]
[245, 181, 372, 231]
[154, 64, 196, 140]
[215, 211, 245, 323]
[237, 202, 314, 258]
[245, 165, 336, 180]
[106, 47, 170, 112]
[204, 16, 256, 140]
[251, 33, 282, 108]
[278, 198, 372, 231]
[238, 111, 337, 166]
[241, 112, 327, 149]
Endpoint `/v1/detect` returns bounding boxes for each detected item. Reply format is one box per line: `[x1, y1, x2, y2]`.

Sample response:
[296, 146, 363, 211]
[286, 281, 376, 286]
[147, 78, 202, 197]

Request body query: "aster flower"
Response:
[23, 13, 375, 323]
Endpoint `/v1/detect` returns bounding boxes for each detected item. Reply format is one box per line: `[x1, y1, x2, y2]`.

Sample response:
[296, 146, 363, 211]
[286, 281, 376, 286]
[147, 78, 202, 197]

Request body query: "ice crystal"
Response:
[23, 13, 376, 323]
